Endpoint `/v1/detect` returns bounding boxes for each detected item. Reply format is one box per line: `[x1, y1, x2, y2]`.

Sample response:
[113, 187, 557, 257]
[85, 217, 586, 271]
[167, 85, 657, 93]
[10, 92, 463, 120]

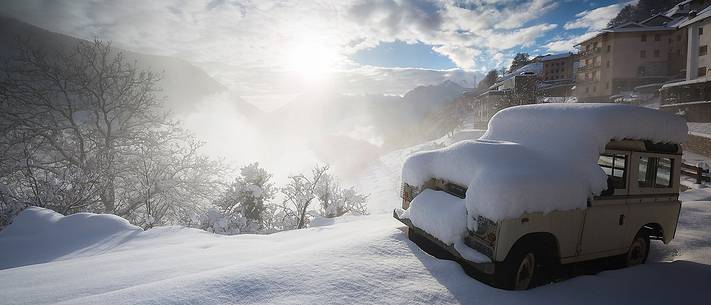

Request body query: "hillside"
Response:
[0, 16, 261, 117]
[1, 130, 711, 304]
[1, 188, 710, 305]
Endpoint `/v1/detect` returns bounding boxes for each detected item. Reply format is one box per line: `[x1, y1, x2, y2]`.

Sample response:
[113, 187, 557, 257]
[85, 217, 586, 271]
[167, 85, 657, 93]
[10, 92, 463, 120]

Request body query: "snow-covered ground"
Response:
[2, 127, 711, 305]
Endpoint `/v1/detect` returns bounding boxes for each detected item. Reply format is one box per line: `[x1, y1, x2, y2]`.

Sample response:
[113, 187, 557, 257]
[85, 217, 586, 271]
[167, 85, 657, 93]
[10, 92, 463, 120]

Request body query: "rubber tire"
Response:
[494, 240, 551, 290]
[624, 232, 650, 267]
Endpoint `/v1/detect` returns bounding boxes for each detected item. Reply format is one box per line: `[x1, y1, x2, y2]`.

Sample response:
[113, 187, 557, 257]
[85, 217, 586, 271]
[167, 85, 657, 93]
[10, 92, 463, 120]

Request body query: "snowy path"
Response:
[1, 200, 711, 305]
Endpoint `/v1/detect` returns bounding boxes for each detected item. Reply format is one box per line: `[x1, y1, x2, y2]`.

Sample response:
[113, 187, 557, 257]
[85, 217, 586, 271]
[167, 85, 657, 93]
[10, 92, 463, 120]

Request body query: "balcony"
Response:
[578, 47, 601, 58]
[577, 64, 600, 72]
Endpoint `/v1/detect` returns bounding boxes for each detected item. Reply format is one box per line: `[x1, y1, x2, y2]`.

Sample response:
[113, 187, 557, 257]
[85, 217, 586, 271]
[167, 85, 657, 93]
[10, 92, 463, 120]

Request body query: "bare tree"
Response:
[278, 164, 329, 229]
[315, 173, 368, 218]
[276, 164, 368, 230]
[0, 38, 224, 227]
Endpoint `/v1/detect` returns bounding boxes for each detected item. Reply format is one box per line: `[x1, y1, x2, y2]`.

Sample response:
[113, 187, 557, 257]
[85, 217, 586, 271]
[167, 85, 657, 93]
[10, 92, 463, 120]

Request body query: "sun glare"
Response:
[284, 39, 339, 84]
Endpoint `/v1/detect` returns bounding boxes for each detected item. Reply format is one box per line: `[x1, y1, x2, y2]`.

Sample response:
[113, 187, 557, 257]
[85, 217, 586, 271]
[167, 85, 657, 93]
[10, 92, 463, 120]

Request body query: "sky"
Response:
[0, 0, 630, 110]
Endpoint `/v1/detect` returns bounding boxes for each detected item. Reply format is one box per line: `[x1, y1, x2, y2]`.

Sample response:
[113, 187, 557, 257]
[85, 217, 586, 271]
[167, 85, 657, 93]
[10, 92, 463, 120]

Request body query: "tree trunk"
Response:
[100, 177, 115, 213]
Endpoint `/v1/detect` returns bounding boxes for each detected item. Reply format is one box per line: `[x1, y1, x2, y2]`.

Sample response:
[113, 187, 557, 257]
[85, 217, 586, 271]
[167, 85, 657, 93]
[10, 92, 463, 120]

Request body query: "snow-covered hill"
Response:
[2, 130, 711, 305]
[1, 199, 711, 305]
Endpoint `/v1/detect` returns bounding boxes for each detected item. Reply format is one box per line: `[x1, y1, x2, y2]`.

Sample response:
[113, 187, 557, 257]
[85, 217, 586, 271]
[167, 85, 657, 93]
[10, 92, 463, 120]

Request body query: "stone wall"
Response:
[685, 133, 711, 157]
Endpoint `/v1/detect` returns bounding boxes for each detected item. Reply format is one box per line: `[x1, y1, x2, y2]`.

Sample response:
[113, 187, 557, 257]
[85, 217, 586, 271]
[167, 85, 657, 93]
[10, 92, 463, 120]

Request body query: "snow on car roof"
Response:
[403, 103, 687, 222]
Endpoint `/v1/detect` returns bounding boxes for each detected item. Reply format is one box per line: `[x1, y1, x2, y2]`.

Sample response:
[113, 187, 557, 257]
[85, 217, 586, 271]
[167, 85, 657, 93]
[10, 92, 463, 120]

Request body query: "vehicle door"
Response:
[625, 153, 682, 243]
[580, 151, 630, 255]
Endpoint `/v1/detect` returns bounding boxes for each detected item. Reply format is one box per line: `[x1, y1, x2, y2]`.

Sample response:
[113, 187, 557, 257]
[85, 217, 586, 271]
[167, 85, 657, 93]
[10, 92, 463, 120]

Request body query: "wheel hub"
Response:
[515, 253, 536, 290]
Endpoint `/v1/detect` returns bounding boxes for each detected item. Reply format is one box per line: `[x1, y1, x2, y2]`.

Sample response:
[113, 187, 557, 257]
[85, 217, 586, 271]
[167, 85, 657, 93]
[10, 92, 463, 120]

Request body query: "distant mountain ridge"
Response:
[0, 16, 262, 118]
[403, 80, 467, 116]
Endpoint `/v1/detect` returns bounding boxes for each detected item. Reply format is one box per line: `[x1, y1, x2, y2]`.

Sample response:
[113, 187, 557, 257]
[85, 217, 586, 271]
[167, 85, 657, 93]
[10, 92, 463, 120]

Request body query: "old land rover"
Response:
[393, 104, 686, 290]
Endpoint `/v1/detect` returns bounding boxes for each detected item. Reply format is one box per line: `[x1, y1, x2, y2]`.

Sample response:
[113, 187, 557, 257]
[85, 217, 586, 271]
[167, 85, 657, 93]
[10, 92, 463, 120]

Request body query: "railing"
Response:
[578, 47, 601, 58]
[576, 64, 599, 72]
[681, 162, 710, 184]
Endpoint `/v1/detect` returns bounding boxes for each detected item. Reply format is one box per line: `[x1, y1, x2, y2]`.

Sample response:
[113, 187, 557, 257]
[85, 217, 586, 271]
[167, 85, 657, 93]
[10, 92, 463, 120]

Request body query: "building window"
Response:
[606, 60, 610, 68]
[654, 49, 660, 57]
[641, 34, 647, 42]
[654, 34, 661, 41]
[593, 86, 597, 92]
[640, 50, 646, 58]
[607, 45, 611, 52]
[699, 67, 707, 77]
[638, 66, 646, 76]
[700, 27, 704, 35]
[700, 45, 708, 56]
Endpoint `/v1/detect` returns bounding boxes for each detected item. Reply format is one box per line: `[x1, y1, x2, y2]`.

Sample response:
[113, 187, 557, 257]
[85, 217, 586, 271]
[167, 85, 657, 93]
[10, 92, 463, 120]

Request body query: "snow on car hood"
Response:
[402, 103, 688, 222]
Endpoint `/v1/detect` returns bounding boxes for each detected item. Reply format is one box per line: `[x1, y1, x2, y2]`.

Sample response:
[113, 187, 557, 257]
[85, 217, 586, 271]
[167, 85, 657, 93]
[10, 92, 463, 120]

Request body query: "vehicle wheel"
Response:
[624, 232, 650, 267]
[495, 241, 550, 290]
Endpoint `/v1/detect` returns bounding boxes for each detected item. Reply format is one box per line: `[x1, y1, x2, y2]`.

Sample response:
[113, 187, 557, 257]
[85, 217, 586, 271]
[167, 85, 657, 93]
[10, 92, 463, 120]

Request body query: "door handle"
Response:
[618, 214, 625, 226]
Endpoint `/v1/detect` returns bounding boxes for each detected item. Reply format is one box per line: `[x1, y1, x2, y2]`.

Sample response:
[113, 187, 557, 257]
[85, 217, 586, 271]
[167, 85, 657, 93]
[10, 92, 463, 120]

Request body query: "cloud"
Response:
[543, 31, 598, 53]
[347, 0, 559, 70]
[563, 2, 627, 31]
[0, 0, 559, 106]
[542, 2, 628, 53]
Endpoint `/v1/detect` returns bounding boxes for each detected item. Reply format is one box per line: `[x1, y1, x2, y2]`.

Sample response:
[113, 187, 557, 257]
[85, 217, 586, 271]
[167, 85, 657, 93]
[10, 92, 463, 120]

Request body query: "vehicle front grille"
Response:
[464, 234, 494, 259]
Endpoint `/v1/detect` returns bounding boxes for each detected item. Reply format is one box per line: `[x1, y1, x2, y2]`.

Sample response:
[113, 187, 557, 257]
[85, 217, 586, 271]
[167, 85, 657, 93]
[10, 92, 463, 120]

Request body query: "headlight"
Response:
[473, 215, 498, 246]
[401, 183, 418, 209]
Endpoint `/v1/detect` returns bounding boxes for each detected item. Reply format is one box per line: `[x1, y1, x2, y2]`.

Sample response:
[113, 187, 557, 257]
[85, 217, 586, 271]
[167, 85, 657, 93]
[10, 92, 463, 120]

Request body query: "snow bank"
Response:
[403, 104, 687, 222]
[1, 203, 711, 304]
[0, 207, 141, 269]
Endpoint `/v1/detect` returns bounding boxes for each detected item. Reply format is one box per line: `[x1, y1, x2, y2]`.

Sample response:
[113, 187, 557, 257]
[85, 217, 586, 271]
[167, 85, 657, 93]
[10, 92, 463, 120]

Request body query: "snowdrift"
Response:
[402, 104, 687, 243]
[0, 207, 142, 269]
[0, 203, 710, 304]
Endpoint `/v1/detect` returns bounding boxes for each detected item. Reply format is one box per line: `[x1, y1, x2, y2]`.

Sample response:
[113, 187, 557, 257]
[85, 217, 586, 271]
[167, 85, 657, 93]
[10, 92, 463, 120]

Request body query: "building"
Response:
[575, 19, 687, 102]
[538, 53, 577, 82]
[535, 53, 577, 99]
[469, 74, 538, 128]
[660, 3, 711, 121]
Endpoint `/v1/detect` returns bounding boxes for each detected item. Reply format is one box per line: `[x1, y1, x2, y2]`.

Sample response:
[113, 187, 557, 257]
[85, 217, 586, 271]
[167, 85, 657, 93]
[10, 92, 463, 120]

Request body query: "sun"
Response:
[284, 38, 339, 84]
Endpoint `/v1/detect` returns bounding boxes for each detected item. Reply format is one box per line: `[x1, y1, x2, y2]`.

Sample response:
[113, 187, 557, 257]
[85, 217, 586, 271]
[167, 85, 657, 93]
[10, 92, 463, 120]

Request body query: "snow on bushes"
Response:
[403, 104, 688, 226]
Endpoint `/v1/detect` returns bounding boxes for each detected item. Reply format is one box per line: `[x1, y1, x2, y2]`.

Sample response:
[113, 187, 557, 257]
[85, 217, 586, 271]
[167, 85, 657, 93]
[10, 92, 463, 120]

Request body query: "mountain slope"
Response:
[403, 80, 467, 116]
[0, 16, 261, 117]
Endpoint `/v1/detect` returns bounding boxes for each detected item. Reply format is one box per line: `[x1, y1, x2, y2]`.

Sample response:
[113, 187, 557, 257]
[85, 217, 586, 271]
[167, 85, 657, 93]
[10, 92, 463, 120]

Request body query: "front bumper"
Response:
[393, 209, 496, 276]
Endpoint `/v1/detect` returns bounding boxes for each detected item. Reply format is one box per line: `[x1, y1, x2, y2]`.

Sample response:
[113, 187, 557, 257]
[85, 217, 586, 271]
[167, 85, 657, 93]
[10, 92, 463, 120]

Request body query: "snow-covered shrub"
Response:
[212, 163, 276, 234]
[315, 174, 368, 218]
[278, 164, 369, 230]
[0, 203, 29, 231]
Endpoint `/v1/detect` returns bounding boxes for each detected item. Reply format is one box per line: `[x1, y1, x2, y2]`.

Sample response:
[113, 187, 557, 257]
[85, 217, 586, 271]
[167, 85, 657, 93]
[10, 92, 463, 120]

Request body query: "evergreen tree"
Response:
[607, 0, 683, 28]
[508, 53, 532, 73]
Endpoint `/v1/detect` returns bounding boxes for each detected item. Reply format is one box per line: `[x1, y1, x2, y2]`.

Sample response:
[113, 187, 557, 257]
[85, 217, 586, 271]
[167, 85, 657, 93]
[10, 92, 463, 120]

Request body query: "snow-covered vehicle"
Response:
[393, 103, 688, 290]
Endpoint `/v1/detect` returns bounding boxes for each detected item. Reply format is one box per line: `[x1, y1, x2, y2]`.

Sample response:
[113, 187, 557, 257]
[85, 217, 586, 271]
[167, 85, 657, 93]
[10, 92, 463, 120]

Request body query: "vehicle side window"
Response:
[638, 156, 655, 188]
[655, 157, 673, 188]
[598, 154, 626, 190]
